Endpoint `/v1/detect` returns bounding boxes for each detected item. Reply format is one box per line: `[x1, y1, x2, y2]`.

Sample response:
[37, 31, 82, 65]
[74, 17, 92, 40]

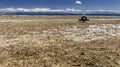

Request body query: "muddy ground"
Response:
[0, 15, 120, 67]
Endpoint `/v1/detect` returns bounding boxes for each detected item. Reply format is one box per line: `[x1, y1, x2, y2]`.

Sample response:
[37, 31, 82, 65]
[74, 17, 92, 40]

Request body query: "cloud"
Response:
[1, 8, 120, 14]
[0, 8, 81, 13]
[75, 0, 82, 5]
[86, 9, 120, 13]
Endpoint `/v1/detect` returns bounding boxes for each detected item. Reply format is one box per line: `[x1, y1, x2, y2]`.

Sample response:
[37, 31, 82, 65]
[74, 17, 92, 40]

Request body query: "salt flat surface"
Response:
[0, 24, 120, 47]
[60, 24, 120, 41]
[91, 19, 120, 20]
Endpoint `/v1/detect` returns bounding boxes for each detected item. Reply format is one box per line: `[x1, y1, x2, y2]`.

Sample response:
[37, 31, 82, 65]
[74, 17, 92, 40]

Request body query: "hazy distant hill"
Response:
[88, 12, 118, 14]
[6, 12, 80, 15]
[86, 12, 120, 16]
[0, 12, 6, 15]
[2, 11, 120, 16]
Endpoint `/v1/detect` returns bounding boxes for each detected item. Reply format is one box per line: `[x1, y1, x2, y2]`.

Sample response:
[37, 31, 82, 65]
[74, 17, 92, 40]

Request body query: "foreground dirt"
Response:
[0, 15, 120, 67]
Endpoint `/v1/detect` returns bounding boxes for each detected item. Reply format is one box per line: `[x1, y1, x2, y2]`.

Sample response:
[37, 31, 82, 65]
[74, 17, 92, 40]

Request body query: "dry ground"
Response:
[0, 15, 120, 67]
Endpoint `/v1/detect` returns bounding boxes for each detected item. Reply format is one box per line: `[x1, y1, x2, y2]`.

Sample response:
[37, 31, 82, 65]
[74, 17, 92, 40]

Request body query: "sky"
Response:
[0, 0, 120, 13]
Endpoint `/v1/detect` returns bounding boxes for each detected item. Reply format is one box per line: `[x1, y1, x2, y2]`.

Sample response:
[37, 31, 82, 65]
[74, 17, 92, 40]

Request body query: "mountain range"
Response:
[0, 11, 120, 16]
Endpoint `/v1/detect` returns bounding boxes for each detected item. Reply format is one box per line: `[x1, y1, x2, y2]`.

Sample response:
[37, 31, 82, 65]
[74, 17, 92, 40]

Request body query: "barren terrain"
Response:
[0, 15, 120, 67]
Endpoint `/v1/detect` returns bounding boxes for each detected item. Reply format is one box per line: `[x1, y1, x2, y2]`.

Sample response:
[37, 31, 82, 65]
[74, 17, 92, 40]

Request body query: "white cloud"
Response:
[86, 9, 120, 13]
[75, 0, 82, 5]
[1, 8, 120, 14]
[0, 8, 81, 13]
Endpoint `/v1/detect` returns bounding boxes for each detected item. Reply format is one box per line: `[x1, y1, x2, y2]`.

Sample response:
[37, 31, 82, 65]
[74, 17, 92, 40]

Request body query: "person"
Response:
[79, 15, 89, 22]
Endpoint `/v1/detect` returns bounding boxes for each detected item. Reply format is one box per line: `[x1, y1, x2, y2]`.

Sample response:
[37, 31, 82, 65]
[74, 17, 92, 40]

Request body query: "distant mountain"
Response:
[86, 12, 120, 16]
[2, 11, 120, 16]
[0, 12, 6, 15]
[6, 12, 80, 15]
[88, 11, 119, 14]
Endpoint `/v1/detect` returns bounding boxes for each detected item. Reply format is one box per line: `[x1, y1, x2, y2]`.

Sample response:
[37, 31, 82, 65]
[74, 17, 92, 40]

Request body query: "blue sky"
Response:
[0, 0, 120, 13]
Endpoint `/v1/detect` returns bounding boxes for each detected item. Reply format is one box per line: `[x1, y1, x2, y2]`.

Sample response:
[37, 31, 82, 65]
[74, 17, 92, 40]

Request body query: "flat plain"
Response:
[0, 15, 120, 67]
